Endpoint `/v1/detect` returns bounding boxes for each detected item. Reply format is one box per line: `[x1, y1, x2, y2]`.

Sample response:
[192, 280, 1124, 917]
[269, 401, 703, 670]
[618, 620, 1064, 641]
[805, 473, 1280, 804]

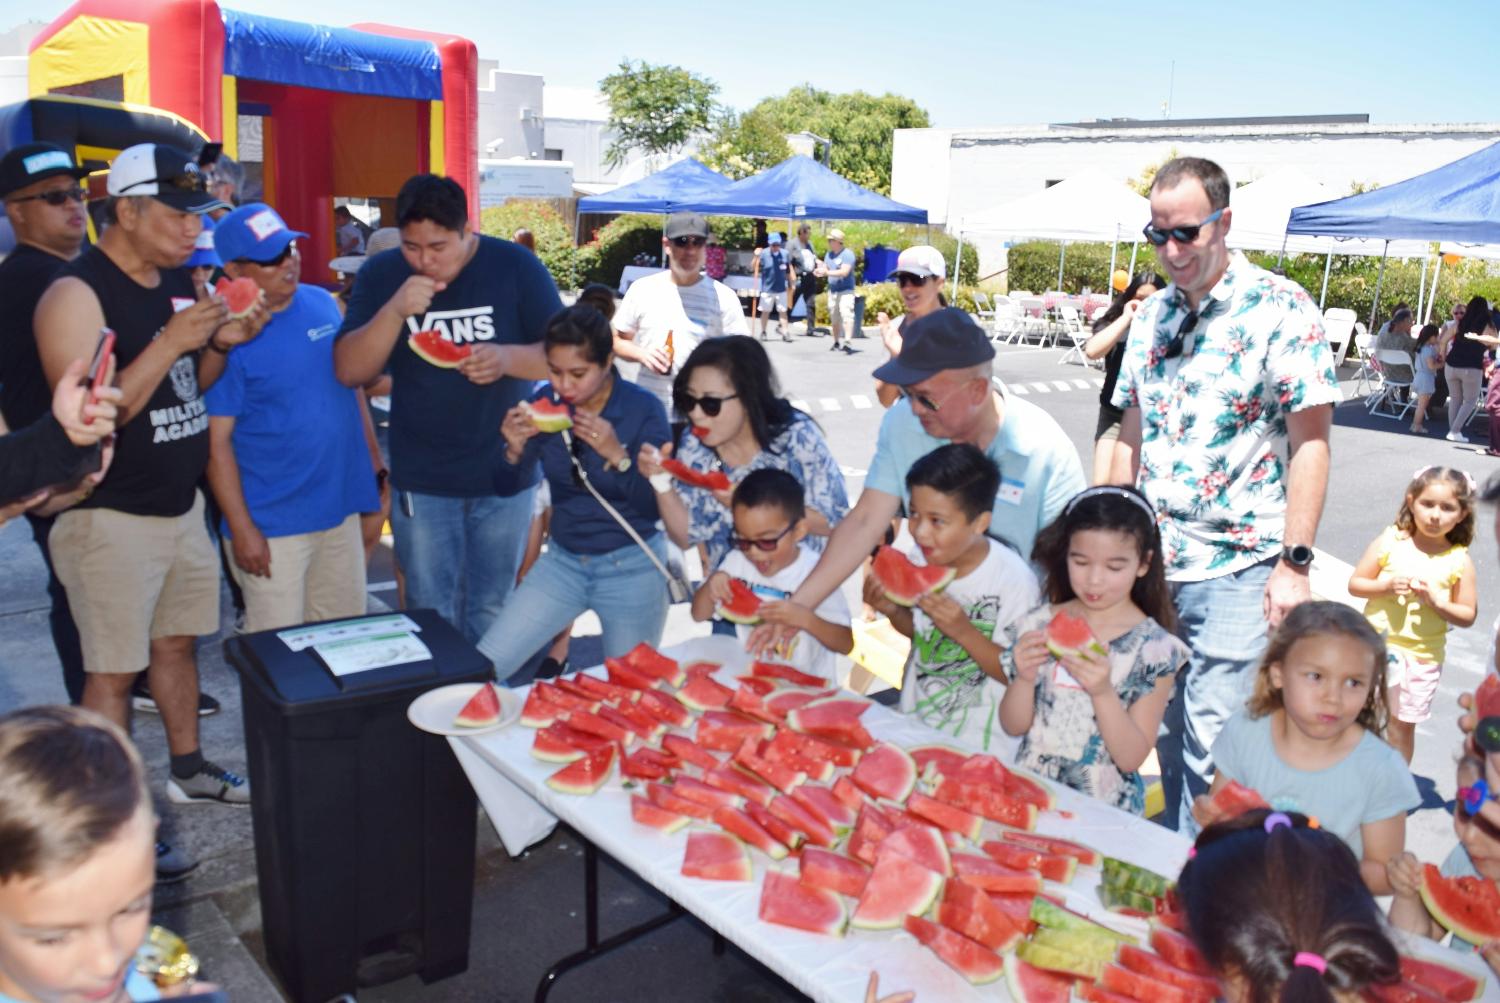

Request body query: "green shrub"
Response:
[478, 201, 576, 287]
[578, 214, 664, 289]
[1006, 241, 1162, 297]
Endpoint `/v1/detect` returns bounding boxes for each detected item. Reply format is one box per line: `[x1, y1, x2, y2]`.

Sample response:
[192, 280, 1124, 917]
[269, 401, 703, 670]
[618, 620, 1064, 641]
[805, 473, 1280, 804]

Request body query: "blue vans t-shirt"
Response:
[338, 235, 563, 496]
[206, 285, 379, 537]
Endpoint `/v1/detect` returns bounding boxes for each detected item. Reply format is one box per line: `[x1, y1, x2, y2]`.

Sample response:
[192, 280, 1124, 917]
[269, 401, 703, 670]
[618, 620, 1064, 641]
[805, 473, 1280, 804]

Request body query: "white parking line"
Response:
[1051, 380, 1073, 391]
[1072, 379, 1092, 389]
[851, 395, 873, 409]
[820, 398, 842, 411]
[790, 399, 810, 411]
[1093, 378, 1106, 388]
[1010, 385, 1030, 395]
[1029, 382, 1052, 393]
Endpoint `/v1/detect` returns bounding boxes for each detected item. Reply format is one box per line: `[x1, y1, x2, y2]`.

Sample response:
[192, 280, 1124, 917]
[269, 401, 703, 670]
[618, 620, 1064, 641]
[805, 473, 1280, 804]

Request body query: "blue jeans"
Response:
[1161, 557, 1275, 833]
[477, 535, 670, 683]
[391, 488, 534, 647]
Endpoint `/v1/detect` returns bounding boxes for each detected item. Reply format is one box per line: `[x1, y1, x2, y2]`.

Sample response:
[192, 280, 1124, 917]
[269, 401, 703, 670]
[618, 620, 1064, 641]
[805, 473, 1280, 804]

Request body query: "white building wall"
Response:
[477, 62, 545, 161]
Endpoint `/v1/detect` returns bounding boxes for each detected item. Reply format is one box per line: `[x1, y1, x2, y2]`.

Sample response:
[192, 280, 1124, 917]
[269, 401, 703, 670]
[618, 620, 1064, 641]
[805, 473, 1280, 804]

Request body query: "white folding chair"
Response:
[991, 297, 1023, 343]
[1056, 306, 1097, 368]
[1018, 297, 1052, 347]
[1322, 307, 1356, 369]
[972, 291, 997, 333]
[1366, 349, 1414, 421]
[1352, 332, 1379, 394]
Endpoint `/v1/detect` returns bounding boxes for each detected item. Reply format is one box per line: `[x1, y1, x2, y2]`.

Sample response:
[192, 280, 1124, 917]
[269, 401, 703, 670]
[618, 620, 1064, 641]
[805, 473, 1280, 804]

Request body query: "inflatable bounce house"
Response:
[27, 0, 478, 281]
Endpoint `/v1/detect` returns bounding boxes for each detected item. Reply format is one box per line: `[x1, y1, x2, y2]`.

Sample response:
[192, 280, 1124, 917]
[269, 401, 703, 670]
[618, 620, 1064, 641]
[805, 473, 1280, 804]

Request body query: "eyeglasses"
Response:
[895, 274, 931, 288]
[238, 242, 297, 268]
[670, 236, 707, 248]
[673, 392, 738, 417]
[898, 382, 968, 414]
[7, 187, 86, 207]
[730, 522, 796, 553]
[1142, 208, 1224, 247]
[117, 171, 208, 195]
[1162, 308, 1202, 361]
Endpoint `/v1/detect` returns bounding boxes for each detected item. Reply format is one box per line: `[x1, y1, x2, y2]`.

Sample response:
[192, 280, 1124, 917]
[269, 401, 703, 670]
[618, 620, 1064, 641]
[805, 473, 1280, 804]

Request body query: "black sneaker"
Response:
[155, 840, 199, 884]
[842, 344, 856, 355]
[829, 342, 841, 352]
[132, 678, 221, 717]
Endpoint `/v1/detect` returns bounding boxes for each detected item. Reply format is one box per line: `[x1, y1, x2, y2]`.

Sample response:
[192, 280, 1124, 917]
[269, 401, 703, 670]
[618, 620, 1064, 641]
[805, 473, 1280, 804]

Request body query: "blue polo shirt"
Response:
[205, 285, 379, 538]
[864, 383, 1086, 559]
[825, 248, 856, 292]
[759, 248, 788, 293]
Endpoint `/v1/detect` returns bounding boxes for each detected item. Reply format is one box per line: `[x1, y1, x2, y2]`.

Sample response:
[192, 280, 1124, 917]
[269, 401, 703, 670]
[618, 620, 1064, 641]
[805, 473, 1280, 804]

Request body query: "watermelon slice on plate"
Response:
[677, 676, 734, 713]
[1101, 962, 1204, 1003]
[936, 878, 1023, 952]
[545, 744, 615, 795]
[1006, 956, 1076, 1003]
[798, 847, 871, 898]
[660, 457, 731, 491]
[526, 397, 573, 432]
[712, 805, 788, 860]
[1117, 944, 1221, 1000]
[454, 682, 502, 728]
[660, 733, 719, 771]
[1044, 609, 1108, 659]
[878, 823, 952, 876]
[903, 913, 1004, 985]
[213, 275, 261, 319]
[409, 329, 472, 368]
[681, 831, 752, 881]
[1418, 863, 1500, 946]
[871, 545, 955, 605]
[908, 791, 983, 841]
[751, 661, 827, 688]
[630, 794, 689, 834]
[1002, 831, 1102, 867]
[850, 851, 945, 929]
[1398, 954, 1485, 1002]
[851, 742, 918, 802]
[1149, 920, 1213, 977]
[760, 869, 847, 936]
[950, 852, 1044, 894]
[718, 578, 763, 625]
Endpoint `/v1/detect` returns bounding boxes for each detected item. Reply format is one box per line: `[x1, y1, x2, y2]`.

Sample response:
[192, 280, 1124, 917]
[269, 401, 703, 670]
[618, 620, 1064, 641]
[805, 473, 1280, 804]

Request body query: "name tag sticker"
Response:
[169, 297, 195, 313]
[998, 476, 1025, 506]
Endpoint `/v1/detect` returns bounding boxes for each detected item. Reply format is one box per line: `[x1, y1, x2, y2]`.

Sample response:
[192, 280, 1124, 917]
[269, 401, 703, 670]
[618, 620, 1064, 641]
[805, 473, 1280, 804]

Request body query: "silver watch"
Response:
[613, 455, 632, 474]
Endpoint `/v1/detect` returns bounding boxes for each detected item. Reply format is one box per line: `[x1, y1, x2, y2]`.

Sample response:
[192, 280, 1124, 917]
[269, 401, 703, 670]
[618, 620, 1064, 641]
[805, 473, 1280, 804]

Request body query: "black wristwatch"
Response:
[1280, 544, 1314, 570]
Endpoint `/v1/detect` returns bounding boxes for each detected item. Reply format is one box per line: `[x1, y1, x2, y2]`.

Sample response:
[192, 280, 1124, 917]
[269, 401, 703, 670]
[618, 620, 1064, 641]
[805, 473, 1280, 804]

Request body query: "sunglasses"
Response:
[8, 187, 86, 207]
[673, 392, 738, 417]
[671, 236, 707, 248]
[238, 242, 297, 268]
[1162, 308, 1202, 361]
[1142, 208, 1224, 247]
[895, 274, 932, 288]
[898, 382, 968, 414]
[1456, 780, 1500, 840]
[730, 522, 796, 553]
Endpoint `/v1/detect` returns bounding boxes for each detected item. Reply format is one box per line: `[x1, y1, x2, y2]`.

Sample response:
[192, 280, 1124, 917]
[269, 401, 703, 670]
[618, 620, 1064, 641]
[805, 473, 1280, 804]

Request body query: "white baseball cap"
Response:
[106, 144, 225, 213]
[888, 245, 946, 281]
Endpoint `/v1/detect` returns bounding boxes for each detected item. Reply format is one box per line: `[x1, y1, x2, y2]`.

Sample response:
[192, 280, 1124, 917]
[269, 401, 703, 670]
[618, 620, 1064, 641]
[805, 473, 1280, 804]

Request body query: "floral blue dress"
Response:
[999, 604, 1189, 813]
[674, 411, 849, 571]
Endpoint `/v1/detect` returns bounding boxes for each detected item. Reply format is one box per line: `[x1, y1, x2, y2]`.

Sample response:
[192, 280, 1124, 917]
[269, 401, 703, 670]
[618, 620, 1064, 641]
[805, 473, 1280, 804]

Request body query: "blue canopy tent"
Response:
[1287, 141, 1500, 323]
[576, 158, 731, 215]
[670, 155, 928, 224]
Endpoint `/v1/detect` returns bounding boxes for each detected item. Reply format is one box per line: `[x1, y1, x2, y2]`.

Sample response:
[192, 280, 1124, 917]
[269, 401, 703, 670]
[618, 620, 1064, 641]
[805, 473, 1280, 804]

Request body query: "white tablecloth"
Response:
[618, 265, 665, 292]
[449, 634, 1205, 1003]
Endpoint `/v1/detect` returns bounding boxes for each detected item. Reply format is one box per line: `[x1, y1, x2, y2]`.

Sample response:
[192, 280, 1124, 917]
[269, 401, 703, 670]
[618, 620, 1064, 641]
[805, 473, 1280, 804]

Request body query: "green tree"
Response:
[700, 108, 792, 180]
[1129, 147, 1179, 197]
[598, 60, 718, 169]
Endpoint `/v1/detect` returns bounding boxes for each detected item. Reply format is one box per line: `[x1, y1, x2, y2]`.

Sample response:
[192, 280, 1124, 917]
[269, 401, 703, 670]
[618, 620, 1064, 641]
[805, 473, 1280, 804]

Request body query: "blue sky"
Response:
[28, 0, 1500, 127]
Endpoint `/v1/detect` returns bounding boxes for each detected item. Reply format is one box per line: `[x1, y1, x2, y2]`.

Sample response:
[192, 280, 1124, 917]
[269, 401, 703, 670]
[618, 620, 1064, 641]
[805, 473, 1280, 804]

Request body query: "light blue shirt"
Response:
[864, 386, 1086, 561]
[825, 249, 856, 292]
[1211, 710, 1419, 858]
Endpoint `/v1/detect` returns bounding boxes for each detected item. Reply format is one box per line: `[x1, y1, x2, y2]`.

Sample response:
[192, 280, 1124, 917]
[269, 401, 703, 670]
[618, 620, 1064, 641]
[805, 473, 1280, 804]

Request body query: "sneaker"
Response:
[829, 342, 841, 352]
[167, 760, 251, 806]
[132, 679, 221, 717]
[1445, 430, 1470, 443]
[781, 332, 791, 342]
[155, 840, 199, 884]
[842, 344, 856, 355]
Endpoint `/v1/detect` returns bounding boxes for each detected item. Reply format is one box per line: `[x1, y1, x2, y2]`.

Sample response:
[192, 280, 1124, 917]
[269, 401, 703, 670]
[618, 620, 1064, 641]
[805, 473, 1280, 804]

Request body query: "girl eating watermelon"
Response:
[997, 485, 1187, 813]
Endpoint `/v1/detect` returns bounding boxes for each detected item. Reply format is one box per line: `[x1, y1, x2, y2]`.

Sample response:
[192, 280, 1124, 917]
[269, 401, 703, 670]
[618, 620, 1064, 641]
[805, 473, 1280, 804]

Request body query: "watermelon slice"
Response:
[520, 687, 559, 728]
[1118, 945, 1221, 1000]
[567, 708, 633, 745]
[1208, 778, 1269, 818]
[647, 782, 714, 820]
[409, 329, 472, 368]
[850, 851, 945, 929]
[718, 579, 763, 625]
[732, 750, 805, 798]
[712, 805, 788, 860]
[570, 671, 639, 705]
[1003, 770, 1056, 811]
[745, 801, 804, 851]
[1101, 962, 1204, 1003]
[1149, 922, 1212, 976]
[1077, 986, 1141, 1003]
[620, 749, 671, 781]
[1001, 831, 1102, 867]
[678, 676, 734, 713]
[545, 744, 615, 795]
[608, 700, 666, 742]
[683, 660, 721, 680]
[851, 742, 918, 803]
[697, 711, 771, 752]
[764, 689, 823, 720]
[982, 840, 1076, 883]
[637, 690, 691, 729]
[660, 733, 719, 771]
[933, 777, 1038, 830]
[1398, 954, 1485, 1002]
[910, 744, 971, 784]
[760, 870, 846, 937]
[670, 775, 744, 809]
[702, 765, 774, 807]
[751, 661, 827, 688]
[871, 545, 955, 605]
[597, 703, 657, 743]
[799, 847, 871, 898]
[660, 457, 731, 492]
[775, 729, 861, 768]
[832, 775, 868, 811]
[908, 791, 983, 841]
[623, 643, 684, 686]
[786, 695, 873, 746]
[768, 794, 837, 847]
[848, 802, 897, 866]
[682, 831, 752, 881]
[736, 675, 778, 696]
[1418, 863, 1500, 945]
[530, 727, 585, 763]
[988, 892, 1040, 935]
[937, 878, 1024, 951]
[761, 733, 833, 781]
[1044, 609, 1108, 659]
[903, 914, 1004, 985]
[603, 658, 659, 693]
[1004, 955, 1073, 1003]
[1015, 939, 1106, 979]
[951, 852, 1044, 894]
[548, 678, 604, 710]
[1031, 896, 1134, 942]
[1368, 981, 1451, 1003]
[727, 685, 780, 726]
[878, 823, 952, 876]
[791, 783, 857, 835]
[213, 276, 261, 319]
[526, 397, 572, 432]
[630, 794, 688, 834]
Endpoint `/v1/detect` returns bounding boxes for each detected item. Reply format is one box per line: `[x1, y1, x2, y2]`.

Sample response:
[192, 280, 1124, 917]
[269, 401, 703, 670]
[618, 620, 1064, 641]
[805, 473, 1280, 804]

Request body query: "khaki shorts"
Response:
[228, 513, 367, 633]
[828, 290, 855, 336]
[49, 492, 221, 674]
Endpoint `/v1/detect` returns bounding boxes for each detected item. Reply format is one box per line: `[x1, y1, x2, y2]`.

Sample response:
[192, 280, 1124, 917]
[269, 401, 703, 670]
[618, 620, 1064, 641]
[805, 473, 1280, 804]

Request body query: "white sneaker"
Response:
[1446, 431, 1470, 443]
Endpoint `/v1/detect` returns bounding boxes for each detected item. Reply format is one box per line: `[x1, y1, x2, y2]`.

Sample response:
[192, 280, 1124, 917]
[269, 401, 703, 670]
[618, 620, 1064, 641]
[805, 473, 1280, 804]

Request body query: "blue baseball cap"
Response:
[871, 307, 995, 385]
[767, 232, 782, 245]
[213, 202, 307, 264]
[187, 215, 222, 269]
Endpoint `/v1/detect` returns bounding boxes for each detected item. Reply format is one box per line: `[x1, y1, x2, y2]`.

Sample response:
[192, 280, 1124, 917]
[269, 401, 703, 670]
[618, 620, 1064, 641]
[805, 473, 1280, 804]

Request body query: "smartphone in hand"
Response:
[82, 328, 115, 424]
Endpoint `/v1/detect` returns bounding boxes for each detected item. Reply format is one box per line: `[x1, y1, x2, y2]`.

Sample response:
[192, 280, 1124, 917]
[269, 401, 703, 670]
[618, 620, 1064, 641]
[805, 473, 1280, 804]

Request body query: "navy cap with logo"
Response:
[871, 307, 996, 386]
[106, 143, 226, 213]
[0, 142, 89, 200]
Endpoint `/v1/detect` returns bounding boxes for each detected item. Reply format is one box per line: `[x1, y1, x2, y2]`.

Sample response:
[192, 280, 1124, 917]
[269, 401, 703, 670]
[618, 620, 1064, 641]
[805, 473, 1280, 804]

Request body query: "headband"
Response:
[1064, 486, 1157, 522]
[1412, 465, 1478, 494]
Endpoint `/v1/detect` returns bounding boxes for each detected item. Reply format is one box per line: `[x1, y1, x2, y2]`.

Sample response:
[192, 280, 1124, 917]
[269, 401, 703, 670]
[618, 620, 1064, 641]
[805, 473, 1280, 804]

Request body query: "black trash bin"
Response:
[225, 609, 489, 1002]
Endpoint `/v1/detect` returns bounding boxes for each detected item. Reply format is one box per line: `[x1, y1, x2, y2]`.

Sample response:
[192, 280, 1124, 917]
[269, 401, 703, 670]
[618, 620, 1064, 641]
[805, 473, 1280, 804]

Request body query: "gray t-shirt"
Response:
[1211, 710, 1419, 857]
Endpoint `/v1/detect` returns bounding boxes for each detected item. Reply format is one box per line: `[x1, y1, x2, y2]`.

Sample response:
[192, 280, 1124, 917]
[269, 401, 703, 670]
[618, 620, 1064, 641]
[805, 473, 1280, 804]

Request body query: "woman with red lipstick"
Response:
[638, 335, 848, 575]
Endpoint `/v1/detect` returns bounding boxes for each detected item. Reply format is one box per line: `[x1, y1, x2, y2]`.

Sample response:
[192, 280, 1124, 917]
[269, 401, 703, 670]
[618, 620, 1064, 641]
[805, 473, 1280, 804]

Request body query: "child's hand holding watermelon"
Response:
[1009, 630, 1051, 684]
[1385, 850, 1423, 901]
[1054, 645, 1112, 697]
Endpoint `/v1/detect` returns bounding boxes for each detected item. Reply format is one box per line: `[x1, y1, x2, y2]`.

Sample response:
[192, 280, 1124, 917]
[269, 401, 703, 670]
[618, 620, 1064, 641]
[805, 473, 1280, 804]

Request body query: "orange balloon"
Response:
[1442, 253, 1462, 265]
[1111, 269, 1129, 291]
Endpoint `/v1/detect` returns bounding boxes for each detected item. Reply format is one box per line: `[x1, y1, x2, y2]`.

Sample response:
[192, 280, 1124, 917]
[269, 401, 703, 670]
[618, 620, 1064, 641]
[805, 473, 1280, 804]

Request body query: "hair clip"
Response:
[1264, 812, 1293, 833]
[1186, 847, 1197, 860]
[1307, 816, 1321, 829]
[1063, 486, 1158, 522]
[1412, 465, 1479, 494]
[1293, 952, 1327, 975]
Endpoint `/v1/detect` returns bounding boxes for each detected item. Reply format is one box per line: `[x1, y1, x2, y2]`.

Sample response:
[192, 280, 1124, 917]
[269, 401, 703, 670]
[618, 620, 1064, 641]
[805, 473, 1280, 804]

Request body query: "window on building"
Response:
[544, 148, 563, 161]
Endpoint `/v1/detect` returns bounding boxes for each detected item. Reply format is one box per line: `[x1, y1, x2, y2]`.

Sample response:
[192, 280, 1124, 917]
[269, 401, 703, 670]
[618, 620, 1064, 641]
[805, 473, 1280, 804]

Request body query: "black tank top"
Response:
[64, 247, 208, 517]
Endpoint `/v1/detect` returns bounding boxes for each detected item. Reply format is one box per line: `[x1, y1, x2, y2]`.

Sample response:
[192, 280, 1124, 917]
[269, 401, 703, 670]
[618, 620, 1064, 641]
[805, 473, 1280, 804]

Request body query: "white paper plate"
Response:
[406, 683, 520, 737]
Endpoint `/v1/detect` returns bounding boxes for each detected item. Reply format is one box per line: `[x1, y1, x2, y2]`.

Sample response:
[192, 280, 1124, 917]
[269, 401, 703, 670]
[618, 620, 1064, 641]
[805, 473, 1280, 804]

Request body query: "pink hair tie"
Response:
[1294, 952, 1327, 975]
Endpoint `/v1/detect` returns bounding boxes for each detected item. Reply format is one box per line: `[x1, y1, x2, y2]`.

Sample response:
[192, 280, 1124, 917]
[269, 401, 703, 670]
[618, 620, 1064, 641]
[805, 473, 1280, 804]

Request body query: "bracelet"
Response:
[649, 472, 673, 494]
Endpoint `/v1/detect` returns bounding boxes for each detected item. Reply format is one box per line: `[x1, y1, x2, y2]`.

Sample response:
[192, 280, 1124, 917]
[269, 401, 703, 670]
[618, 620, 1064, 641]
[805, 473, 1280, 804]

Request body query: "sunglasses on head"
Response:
[730, 523, 796, 553]
[1142, 208, 1224, 247]
[118, 171, 209, 196]
[8, 187, 86, 207]
[673, 391, 738, 417]
[1162, 308, 1201, 361]
[238, 242, 297, 268]
[671, 236, 707, 248]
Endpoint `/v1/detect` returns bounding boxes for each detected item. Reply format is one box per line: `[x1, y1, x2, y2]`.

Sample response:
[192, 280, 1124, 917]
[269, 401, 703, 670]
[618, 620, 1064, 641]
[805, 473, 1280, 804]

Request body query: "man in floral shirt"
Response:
[1111, 157, 1339, 832]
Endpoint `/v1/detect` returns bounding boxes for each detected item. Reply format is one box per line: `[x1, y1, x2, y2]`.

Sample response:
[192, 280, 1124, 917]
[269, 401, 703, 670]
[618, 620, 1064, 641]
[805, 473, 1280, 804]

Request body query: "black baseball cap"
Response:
[0, 142, 89, 199]
[106, 143, 226, 213]
[665, 212, 710, 239]
[872, 307, 996, 385]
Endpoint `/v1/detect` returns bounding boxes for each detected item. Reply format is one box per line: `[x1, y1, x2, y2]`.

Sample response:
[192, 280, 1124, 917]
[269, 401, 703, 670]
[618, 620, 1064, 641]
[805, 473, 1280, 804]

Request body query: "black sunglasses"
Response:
[238, 242, 297, 268]
[1142, 208, 1224, 247]
[895, 274, 932, 288]
[671, 236, 707, 248]
[8, 187, 86, 207]
[674, 392, 738, 417]
[1163, 308, 1201, 361]
[730, 523, 796, 553]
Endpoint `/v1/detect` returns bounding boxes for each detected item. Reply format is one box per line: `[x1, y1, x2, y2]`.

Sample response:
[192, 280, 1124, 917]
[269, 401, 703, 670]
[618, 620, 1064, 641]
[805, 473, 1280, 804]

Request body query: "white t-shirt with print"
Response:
[613, 270, 749, 412]
[720, 544, 851, 683]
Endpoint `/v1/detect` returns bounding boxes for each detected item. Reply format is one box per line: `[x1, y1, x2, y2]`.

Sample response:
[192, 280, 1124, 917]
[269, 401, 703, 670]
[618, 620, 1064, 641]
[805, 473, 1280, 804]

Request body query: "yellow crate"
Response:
[848, 618, 910, 693]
